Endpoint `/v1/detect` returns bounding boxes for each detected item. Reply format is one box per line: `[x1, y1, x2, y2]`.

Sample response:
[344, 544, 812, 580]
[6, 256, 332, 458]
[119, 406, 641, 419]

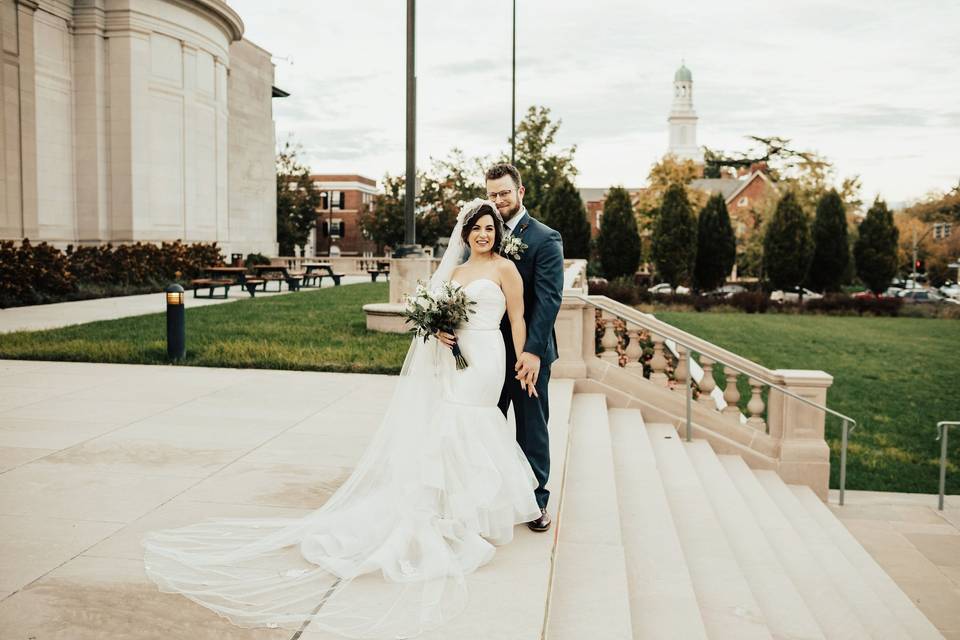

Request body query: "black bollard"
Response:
[165, 284, 186, 361]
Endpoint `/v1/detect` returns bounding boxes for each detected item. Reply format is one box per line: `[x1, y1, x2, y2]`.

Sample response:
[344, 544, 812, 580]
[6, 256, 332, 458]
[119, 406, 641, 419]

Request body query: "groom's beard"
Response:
[500, 202, 522, 222]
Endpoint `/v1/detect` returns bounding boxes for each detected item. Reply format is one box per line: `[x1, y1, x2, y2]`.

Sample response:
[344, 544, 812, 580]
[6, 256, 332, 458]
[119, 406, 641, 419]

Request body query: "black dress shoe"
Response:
[527, 508, 551, 532]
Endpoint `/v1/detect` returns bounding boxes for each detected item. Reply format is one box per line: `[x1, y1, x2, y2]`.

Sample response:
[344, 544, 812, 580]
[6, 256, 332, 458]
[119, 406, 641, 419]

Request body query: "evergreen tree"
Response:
[693, 193, 736, 292]
[543, 177, 591, 259]
[854, 198, 900, 294]
[652, 182, 697, 289]
[763, 191, 813, 292]
[596, 186, 641, 279]
[807, 189, 849, 292]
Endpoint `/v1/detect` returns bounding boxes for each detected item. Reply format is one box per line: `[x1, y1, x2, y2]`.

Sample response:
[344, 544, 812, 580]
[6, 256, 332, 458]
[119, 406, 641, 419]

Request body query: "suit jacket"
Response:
[500, 210, 564, 366]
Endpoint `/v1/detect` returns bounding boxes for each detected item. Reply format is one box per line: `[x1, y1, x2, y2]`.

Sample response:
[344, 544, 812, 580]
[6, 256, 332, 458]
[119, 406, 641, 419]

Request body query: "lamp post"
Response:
[511, 0, 516, 166]
[165, 284, 185, 362]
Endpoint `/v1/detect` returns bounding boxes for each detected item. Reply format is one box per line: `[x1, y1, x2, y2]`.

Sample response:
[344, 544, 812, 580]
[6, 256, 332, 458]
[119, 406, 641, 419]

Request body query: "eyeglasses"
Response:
[487, 189, 513, 201]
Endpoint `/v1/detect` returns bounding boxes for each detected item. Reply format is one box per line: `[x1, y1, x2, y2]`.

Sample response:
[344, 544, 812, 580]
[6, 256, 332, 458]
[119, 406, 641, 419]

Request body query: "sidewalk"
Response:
[0, 275, 370, 334]
[0, 360, 555, 639]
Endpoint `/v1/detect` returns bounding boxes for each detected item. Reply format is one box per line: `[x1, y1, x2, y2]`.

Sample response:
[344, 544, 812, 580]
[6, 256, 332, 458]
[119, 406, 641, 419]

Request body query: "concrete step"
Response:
[609, 409, 708, 640]
[646, 424, 771, 639]
[718, 455, 869, 639]
[684, 441, 824, 640]
[756, 471, 908, 639]
[789, 485, 944, 640]
[546, 393, 632, 640]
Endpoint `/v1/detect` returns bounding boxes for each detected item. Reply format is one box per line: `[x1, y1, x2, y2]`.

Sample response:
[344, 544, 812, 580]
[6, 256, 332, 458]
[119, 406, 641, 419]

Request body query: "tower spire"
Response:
[668, 61, 700, 162]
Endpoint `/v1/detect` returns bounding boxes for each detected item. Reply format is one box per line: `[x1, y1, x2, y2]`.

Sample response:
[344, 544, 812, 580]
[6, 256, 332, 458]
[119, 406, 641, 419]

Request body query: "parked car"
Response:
[648, 283, 690, 295]
[939, 283, 960, 299]
[769, 287, 824, 303]
[704, 284, 747, 298]
[853, 288, 898, 299]
[898, 289, 944, 303]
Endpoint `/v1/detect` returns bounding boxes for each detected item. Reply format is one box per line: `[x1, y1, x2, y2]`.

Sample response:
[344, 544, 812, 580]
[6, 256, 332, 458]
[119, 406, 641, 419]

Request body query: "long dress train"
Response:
[142, 277, 541, 638]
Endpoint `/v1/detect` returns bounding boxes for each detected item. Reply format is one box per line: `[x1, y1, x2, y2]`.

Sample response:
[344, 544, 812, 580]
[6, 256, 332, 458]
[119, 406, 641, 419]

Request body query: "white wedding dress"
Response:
[143, 260, 541, 637]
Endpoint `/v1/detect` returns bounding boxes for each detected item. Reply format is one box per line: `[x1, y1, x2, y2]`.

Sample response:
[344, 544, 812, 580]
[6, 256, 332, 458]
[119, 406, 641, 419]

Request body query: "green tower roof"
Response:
[674, 63, 692, 82]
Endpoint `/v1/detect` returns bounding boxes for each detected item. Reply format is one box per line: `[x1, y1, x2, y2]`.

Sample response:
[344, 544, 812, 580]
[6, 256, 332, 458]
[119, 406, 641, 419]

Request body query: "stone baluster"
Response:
[673, 347, 689, 392]
[624, 327, 644, 370]
[746, 379, 766, 430]
[698, 356, 716, 405]
[599, 314, 620, 364]
[722, 369, 741, 417]
[648, 334, 669, 386]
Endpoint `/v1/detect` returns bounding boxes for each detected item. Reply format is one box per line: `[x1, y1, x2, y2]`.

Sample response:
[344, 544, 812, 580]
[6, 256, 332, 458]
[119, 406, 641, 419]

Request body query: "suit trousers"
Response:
[498, 355, 551, 510]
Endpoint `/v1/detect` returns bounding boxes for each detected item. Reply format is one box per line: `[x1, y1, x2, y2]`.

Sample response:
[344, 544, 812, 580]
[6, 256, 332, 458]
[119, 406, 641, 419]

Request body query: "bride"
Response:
[142, 199, 542, 638]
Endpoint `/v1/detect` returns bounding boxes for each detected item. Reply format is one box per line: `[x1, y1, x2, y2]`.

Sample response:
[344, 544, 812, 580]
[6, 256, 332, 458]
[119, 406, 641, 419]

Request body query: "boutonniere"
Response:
[500, 233, 528, 260]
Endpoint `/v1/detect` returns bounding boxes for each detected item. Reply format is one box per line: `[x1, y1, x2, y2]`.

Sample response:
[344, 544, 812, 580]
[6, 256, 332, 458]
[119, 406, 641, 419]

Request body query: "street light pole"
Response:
[404, 0, 416, 247]
[511, 0, 516, 166]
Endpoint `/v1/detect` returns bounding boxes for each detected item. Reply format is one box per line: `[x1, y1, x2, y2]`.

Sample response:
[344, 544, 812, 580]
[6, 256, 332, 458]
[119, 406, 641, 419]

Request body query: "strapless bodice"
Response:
[451, 279, 505, 331]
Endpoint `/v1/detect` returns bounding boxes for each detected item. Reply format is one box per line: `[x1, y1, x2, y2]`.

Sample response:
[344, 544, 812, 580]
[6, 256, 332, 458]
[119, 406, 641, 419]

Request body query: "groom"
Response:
[486, 163, 564, 532]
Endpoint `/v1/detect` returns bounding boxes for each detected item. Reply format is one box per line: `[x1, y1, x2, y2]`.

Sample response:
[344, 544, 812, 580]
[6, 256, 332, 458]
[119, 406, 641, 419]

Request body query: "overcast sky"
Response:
[228, 0, 960, 205]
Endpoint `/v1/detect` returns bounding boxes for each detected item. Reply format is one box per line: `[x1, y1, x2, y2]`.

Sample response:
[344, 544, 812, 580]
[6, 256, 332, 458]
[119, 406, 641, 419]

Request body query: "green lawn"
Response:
[656, 312, 960, 495]
[0, 283, 411, 374]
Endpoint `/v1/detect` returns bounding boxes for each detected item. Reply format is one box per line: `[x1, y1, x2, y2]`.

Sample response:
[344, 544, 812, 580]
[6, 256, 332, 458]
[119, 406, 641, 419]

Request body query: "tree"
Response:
[807, 189, 850, 292]
[276, 141, 321, 256]
[704, 136, 862, 214]
[635, 155, 707, 218]
[510, 106, 578, 215]
[596, 186, 641, 279]
[361, 151, 485, 253]
[360, 174, 407, 253]
[542, 177, 590, 259]
[693, 193, 736, 292]
[652, 183, 698, 289]
[763, 191, 813, 292]
[854, 198, 899, 294]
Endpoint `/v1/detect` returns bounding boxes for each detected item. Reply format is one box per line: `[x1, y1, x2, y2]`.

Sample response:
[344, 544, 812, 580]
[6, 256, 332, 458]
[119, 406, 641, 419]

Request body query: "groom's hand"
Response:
[515, 352, 541, 393]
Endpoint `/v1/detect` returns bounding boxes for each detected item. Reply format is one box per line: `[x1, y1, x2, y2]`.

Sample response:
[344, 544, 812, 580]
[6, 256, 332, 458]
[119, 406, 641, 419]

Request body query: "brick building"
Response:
[309, 174, 379, 256]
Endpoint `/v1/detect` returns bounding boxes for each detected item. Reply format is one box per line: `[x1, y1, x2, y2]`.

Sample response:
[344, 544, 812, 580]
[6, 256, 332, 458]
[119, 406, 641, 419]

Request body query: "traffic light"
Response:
[916, 259, 926, 274]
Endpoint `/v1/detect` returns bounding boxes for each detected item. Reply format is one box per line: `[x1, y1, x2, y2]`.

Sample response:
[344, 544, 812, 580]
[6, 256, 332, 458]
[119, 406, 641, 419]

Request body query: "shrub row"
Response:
[587, 278, 906, 317]
[0, 239, 225, 308]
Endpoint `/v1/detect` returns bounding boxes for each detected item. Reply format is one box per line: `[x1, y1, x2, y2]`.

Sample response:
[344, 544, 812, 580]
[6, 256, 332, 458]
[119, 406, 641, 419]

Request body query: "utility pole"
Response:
[404, 0, 417, 247]
[511, 0, 516, 166]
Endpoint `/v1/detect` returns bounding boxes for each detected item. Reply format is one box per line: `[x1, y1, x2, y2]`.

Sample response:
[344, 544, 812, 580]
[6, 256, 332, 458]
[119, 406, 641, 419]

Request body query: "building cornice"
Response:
[172, 0, 244, 42]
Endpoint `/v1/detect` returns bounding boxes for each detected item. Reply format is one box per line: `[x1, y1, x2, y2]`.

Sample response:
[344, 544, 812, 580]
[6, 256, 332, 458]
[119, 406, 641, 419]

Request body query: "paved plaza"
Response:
[0, 359, 956, 638]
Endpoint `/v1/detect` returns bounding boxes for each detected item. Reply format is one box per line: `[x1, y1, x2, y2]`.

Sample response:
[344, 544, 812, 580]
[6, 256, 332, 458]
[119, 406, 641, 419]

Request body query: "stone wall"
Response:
[227, 38, 277, 256]
[0, 0, 277, 256]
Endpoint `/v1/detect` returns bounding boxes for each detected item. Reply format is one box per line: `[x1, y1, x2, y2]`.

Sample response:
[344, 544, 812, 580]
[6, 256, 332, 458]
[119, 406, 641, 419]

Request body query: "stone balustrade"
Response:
[554, 286, 834, 499]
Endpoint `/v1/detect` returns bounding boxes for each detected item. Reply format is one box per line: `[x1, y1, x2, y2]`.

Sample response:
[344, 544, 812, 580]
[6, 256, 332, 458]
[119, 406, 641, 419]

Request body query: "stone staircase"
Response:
[542, 391, 943, 640]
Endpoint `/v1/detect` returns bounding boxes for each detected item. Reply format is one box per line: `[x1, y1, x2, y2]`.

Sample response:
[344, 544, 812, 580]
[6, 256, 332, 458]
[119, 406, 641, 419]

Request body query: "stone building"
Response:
[0, 0, 283, 256]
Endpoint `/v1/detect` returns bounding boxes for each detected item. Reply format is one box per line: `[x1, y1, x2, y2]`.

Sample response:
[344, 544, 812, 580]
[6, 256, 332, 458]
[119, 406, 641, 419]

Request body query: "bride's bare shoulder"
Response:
[494, 255, 521, 280]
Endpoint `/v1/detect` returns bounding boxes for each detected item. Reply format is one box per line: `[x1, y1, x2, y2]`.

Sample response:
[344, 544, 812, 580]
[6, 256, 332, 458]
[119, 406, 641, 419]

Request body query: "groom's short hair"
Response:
[485, 163, 522, 188]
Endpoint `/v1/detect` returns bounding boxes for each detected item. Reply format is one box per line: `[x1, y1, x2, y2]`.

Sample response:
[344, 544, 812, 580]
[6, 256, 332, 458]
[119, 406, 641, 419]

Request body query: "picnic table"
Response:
[189, 266, 267, 298]
[301, 262, 344, 287]
[367, 260, 390, 282]
[253, 264, 303, 292]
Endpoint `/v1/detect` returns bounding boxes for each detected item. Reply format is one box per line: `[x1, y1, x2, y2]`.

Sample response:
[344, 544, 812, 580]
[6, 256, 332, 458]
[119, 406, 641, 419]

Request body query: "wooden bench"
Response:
[262, 273, 302, 292]
[190, 278, 233, 299]
[243, 278, 266, 297]
[319, 271, 345, 286]
[367, 268, 389, 282]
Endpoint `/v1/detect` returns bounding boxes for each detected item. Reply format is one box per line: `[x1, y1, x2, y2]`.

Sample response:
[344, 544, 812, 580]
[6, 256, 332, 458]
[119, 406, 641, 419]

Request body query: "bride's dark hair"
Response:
[461, 204, 504, 253]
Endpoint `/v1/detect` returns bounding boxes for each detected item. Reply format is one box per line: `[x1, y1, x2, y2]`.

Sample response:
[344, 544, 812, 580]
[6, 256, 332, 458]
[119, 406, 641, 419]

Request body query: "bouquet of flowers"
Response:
[402, 281, 476, 369]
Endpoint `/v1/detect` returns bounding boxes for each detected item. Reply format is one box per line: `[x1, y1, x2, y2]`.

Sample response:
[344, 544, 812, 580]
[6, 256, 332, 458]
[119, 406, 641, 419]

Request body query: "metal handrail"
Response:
[937, 421, 958, 510]
[572, 291, 859, 505]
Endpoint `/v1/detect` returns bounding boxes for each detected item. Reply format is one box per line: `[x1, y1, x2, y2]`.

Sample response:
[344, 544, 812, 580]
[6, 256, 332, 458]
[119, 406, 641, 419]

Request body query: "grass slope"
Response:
[657, 311, 960, 494]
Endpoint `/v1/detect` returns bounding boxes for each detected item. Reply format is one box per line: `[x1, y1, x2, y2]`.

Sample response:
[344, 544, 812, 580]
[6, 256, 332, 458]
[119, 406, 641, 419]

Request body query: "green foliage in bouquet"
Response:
[402, 281, 476, 369]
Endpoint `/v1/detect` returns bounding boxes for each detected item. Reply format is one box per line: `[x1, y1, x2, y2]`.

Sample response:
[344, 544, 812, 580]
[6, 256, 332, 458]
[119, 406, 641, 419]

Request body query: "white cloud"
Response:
[231, 0, 960, 202]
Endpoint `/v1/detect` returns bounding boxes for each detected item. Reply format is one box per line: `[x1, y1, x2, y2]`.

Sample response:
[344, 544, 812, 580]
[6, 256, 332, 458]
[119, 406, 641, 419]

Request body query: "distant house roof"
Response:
[689, 178, 742, 200]
[272, 86, 290, 98]
[578, 187, 643, 204]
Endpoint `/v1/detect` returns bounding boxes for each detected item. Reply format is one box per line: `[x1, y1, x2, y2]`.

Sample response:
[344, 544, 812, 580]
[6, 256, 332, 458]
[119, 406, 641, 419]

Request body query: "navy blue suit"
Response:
[498, 210, 564, 509]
